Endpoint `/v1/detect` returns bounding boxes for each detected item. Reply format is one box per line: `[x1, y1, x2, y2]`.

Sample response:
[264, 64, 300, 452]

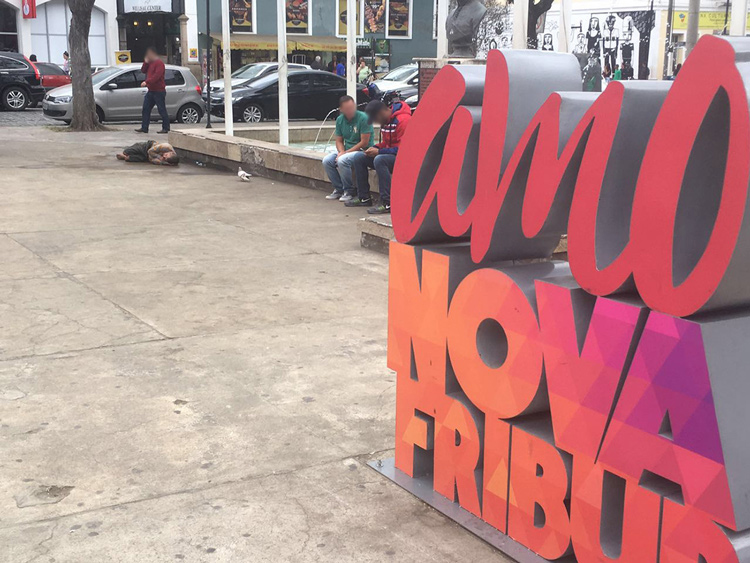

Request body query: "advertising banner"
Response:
[286, 0, 309, 35]
[337, 0, 362, 37]
[386, 0, 410, 38]
[230, 0, 254, 32]
[365, 0, 386, 33]
[22, 0, 36, 19]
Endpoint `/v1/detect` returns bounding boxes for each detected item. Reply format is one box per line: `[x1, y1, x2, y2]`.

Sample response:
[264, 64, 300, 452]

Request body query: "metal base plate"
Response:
[367, 458, 575, 563]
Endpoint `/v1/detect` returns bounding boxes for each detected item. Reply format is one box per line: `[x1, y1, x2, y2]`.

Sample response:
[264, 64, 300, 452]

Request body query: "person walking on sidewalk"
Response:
[135, 47, 170, 135]
[350, 99, 411, 215]
[323, 95, 373, 203]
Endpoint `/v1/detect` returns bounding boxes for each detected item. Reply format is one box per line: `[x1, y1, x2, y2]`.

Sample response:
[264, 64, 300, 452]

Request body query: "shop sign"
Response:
[123, 0, 171, 13]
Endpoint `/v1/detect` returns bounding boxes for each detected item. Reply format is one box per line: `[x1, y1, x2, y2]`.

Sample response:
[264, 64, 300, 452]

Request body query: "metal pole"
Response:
[662, 0, 675, 79]
[731, 0, 749, 35]
[346, 0, 357, 99]
[436, 0, 449, 58]
[558, 0, 572, 52]
[686, 0, 700, 55]
[724, 0, 731, 35]
[220, 0, 233, 134]
[205, 0, 212, 128]
[512, 0, 528, 49]
[277, 0, 289, 145]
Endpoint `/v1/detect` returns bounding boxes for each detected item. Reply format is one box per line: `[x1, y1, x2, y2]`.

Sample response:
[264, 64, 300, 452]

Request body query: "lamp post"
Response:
[277, 0, 289, 145]
[662, 0, 675, 79]
[436, 0, 448, 58]
[731, 0, 749, 35]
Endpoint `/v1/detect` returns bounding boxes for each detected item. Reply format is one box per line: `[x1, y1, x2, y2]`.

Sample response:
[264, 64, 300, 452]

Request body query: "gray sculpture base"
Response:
[368, 458, 575, 563]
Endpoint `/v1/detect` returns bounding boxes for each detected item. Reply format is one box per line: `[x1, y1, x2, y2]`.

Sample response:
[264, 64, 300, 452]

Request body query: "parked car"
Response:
[27, 62, 71, 107]
[0, 52, 44, 111]
[369, 63, 418, 97]
[209, 70, 369, 123]
[42, 63, 204, 125]
[206, 62, 311, 96]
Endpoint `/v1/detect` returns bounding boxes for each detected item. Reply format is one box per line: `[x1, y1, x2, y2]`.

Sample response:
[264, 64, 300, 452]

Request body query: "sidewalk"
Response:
[0, 126, 510, 562]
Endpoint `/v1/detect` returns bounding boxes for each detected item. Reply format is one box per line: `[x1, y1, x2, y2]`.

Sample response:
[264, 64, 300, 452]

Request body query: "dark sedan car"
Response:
[0, 52, 44, 110]
[209, 70, 369, 123]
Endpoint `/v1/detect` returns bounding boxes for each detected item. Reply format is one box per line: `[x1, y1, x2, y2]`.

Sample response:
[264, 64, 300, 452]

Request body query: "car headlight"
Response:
[55, 96, 72, 104]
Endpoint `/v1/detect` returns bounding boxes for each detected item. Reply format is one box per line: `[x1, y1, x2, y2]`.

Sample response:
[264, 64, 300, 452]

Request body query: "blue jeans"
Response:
[322, 151, 368, 196]
[141, 90, 169, 132]
[367, 153, 396, 203]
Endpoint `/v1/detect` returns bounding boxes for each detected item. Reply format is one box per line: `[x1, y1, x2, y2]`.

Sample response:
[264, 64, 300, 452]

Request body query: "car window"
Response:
[165, 69, 185, 86]
[36, 63, 65, 75]
[92, 67, 122, 86]
[312, 74, 343, 89]
[288, 74, 309, 92]
[382, 65, 416, 82]
[233, 64, 268, 80]
[0, 56, 29, 71]
[112, 71, 142, 89]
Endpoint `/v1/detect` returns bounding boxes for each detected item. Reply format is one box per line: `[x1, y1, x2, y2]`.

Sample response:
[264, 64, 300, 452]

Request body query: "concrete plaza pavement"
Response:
[0, 125, 511, 562]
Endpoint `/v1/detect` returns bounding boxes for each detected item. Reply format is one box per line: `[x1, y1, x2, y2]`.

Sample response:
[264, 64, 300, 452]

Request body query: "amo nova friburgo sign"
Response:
[384, 35, 750, 562]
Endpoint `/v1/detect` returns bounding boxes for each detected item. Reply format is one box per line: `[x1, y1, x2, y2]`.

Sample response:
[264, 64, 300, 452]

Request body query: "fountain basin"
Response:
[170, 124, 379, 193]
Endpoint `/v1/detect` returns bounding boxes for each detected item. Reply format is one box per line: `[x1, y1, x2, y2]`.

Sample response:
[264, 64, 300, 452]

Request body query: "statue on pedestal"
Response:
[446, 0, 487, 58]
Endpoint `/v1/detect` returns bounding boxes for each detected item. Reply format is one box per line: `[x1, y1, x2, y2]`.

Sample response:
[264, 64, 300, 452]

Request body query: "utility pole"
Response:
[220, 0, 233, 135]
[686, 0, 700, 55]
[276, 0, 289, 145]
[662, 0, 675, 79]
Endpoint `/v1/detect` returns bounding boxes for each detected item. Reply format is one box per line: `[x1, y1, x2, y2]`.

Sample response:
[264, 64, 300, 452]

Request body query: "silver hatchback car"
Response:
[42, 64, 204, 125]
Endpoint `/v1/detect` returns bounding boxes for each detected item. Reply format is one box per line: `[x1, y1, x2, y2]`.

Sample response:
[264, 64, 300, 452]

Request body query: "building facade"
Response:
[197, 0, 438, 75]
[1, 0, 119, 65]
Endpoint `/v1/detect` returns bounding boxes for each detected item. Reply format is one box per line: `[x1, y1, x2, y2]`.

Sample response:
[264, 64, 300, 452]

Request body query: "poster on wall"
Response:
[286, 0, 309, 34]
[386, 0, 410, 38]
[337, 0, 362, 37]
[230, 0, 254, 32]
[365, 0, 386, 33]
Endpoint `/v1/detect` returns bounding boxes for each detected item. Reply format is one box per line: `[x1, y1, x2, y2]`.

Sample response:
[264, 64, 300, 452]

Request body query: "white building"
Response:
[0, 0, 200, 68]
[1, 0, 119, 65]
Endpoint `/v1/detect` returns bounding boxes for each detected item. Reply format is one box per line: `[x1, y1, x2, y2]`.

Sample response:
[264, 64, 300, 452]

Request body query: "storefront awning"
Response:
[211, 34, 346, 53]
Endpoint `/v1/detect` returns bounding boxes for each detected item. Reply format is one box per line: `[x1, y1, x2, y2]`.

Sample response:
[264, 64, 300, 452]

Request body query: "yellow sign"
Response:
[115, 50, 131, 65]
[337, 0, 361, 37]
[672, 10, 749, 31]
[189, 48, 198, 59]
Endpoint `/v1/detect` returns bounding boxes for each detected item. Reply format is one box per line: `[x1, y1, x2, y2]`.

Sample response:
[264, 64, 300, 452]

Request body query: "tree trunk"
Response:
[68, 0, 101, 131]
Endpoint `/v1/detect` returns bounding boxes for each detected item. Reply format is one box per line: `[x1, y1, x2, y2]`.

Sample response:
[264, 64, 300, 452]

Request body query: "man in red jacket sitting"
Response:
[357, 99, 412, 214]
[135, 47, 169, 135]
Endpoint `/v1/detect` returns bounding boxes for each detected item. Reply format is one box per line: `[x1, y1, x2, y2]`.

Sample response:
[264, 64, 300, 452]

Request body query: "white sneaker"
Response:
[339, 193, 354, 202]
[326, 190, 344, 200]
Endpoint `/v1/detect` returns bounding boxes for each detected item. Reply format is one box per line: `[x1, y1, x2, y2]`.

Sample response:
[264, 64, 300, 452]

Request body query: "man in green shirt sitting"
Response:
[323, 95, 374, 204]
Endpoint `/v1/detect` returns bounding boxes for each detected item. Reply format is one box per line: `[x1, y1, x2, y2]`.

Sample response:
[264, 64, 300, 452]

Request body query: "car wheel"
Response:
[241, 104, 264, 123]
[177, 103, 202, 124]
[2, 87, 28, 111]
[96, 106, 105, 124]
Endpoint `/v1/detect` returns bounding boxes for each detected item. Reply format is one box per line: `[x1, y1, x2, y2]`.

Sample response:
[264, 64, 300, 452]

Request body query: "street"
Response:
[0, 122, 510, 562]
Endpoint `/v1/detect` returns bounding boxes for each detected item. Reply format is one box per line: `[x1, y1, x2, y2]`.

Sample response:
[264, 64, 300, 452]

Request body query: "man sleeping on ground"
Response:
[116, 141, 180, 166]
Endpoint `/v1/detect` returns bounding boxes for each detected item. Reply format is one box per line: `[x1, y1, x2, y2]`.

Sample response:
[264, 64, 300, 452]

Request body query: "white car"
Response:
[206, 62, 311, 94]
[370, 63, 418, 95]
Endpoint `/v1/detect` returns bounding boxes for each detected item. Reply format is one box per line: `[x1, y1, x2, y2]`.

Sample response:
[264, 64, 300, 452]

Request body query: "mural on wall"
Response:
[381, 34, 750, 562]
[229, 0, 254, 31]
[365, 0, 386, 33]
[286, 0, 309, 34]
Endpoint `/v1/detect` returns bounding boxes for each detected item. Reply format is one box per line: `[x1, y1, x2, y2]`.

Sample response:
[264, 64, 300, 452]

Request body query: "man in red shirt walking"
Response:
[135, 47, 169, 134]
